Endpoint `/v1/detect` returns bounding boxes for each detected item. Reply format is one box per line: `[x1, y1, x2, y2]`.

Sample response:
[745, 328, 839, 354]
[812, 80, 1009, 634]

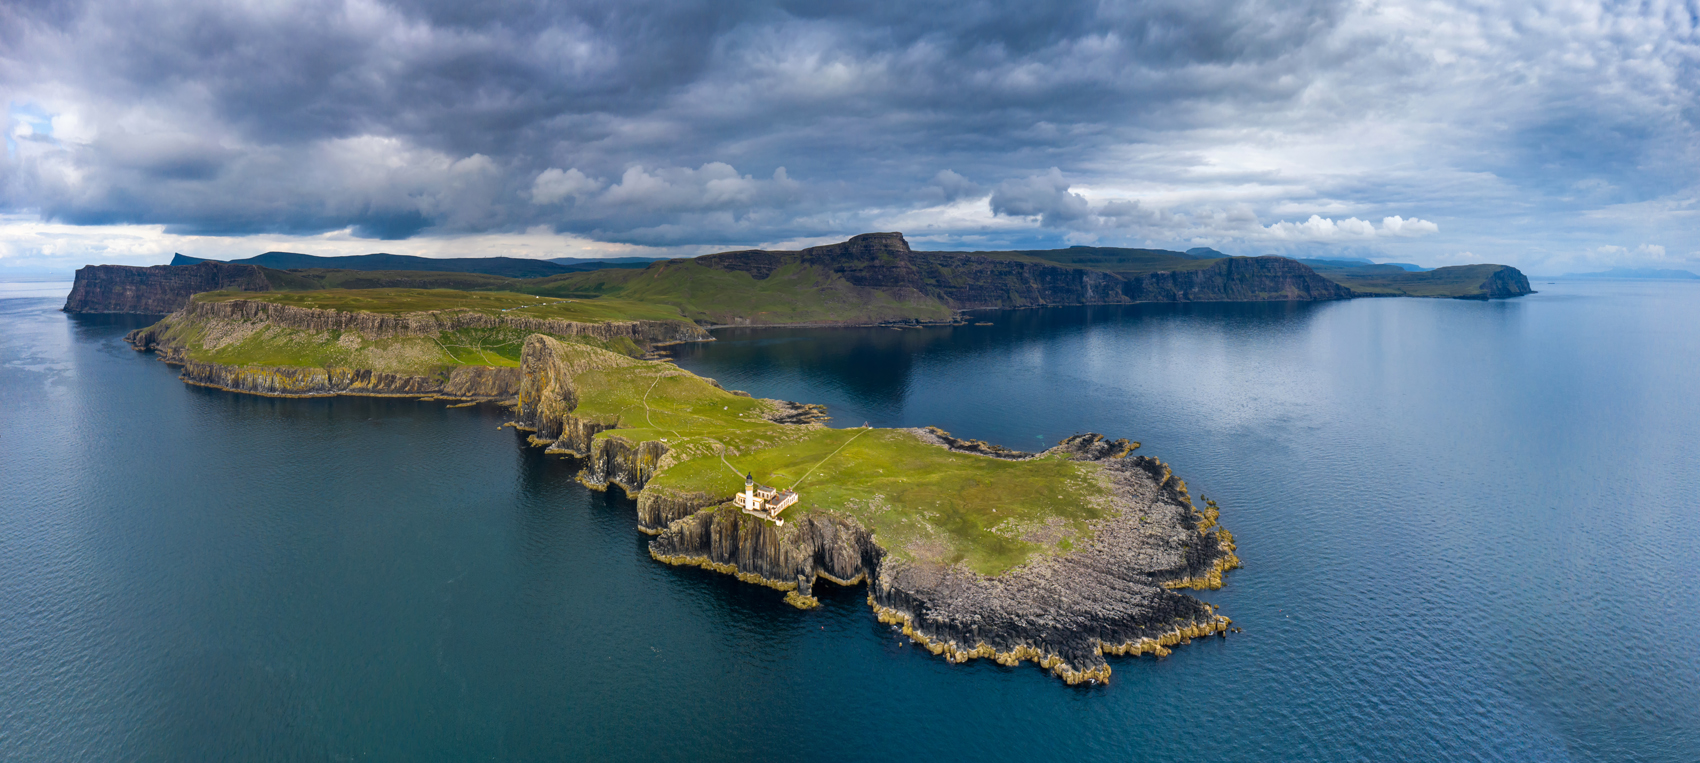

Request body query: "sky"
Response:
[2, 0, 1698, 275]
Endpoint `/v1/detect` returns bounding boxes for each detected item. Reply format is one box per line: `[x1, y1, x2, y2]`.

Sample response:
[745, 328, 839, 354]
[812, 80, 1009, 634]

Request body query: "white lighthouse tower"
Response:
[734, 471, 800, 525]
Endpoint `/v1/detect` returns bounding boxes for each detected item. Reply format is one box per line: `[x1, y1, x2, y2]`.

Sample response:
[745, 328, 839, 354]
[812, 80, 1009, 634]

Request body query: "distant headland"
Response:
[64, 232, 1533, 317]
[1561, 267, 1698, 280]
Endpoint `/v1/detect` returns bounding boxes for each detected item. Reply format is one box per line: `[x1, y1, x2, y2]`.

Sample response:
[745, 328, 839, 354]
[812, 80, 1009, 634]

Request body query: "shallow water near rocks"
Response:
[2, 279, 1697, 761]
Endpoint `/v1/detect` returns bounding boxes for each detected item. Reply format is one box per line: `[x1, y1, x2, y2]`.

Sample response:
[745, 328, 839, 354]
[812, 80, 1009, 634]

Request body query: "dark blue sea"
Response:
[2, 278, 1696, 761]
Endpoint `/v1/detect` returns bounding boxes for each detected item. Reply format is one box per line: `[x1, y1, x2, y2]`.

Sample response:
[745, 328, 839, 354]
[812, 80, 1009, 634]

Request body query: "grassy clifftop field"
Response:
[195, 288, 688, 322]
[131, 288, 707, 379]
[525, 338, 1133, 575]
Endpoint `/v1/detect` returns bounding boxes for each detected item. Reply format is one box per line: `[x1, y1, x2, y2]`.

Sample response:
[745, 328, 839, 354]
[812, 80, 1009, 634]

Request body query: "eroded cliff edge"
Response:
[510, 334, 1240, 684]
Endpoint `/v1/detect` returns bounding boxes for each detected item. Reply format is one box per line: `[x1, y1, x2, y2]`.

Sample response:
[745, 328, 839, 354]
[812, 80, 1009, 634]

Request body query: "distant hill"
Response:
[534, 233, 1353, 325]
[171, 251, 655, 278]
[1298, 258, 1527, 298]
[1563, 267, 1699, 280]
[1296, 257, 1429, 272]
[549, 256, 672, 268]
[69, 233, 1532, 316]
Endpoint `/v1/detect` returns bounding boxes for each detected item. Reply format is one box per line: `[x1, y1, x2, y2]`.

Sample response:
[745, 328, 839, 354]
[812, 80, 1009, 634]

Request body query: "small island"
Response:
[126, 286, 1240, 684]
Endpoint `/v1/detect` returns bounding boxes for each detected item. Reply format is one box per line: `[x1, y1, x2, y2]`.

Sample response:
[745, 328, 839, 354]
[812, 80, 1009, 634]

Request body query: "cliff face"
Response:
[505, 333, 1239, 682]
[158, 358, 520, 398]
[64, 262, 272, 314]
[643, 433, 1238, 683]
[650, 508, 882, 596]
[171, 298, 708, 346]
[695, 232, 1352, 309]
[1480, 265, 1535, 298]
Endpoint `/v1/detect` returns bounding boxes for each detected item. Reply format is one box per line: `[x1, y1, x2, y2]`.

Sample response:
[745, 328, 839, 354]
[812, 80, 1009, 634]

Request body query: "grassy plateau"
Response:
[553, 342, 1116, 575]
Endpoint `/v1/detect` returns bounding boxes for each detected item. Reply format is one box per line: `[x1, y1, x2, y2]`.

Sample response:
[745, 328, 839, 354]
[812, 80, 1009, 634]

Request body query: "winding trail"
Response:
[790, 425, 871, 491]
[640, 365, 746, 479]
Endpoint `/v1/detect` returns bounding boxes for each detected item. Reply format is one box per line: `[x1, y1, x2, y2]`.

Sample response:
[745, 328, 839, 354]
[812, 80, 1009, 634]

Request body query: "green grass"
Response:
[545, 343, 1113, 575]
[959, 247, 1223, 276]
[196, 288, 691, 323]
[1308, 264, 1512, 297]
[524, 260, 957, 325]
[152, 290, 659, 374]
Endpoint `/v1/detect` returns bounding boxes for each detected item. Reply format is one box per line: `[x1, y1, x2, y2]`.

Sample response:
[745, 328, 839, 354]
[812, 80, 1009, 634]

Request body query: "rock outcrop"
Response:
[64, 262, 273, 314]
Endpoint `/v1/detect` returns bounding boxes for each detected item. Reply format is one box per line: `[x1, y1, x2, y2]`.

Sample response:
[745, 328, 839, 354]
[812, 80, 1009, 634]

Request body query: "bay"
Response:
[1, 279, 1696, 761]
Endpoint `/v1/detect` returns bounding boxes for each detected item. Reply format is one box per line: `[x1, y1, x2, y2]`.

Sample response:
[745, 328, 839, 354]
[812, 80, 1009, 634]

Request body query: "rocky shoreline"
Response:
[126, 315, 1243, 684]
[510, 333, 1241, 684]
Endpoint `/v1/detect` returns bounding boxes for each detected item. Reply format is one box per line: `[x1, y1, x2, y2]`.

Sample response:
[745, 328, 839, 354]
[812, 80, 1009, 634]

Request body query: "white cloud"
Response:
[530, 168, 602, 205]
[1380, 215, 1440, 236]
[1262, 214, 1438, 242]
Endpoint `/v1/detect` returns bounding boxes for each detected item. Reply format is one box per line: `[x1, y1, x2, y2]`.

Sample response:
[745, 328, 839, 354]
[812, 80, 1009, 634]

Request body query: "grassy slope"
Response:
[954, 246, 1222, 276]
[559, 344, 1113, 574]
[153, 289, 693, 374]
[198, 288, 689, 322]
[524, 260, 956, 325]
[1307, 263, 1512, 297]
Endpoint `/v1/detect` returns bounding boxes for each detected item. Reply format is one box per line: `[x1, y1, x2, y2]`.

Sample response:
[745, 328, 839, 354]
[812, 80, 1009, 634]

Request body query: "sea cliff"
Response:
[134, 297, 706, 347]
[695, 232, 1354, 313]
[508, 333, 1240, 683]
[128, 304, 1243, 684]
[65, 262, 273, 314]
[125, 295, 707, 399]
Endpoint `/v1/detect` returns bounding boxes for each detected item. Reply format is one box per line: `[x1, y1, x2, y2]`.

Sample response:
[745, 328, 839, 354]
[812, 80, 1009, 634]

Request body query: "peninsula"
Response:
[125, 287, 1239, 684]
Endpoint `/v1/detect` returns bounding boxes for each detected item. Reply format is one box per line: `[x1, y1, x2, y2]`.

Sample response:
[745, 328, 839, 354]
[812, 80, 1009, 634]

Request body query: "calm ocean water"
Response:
[2, 279, 1696, 761]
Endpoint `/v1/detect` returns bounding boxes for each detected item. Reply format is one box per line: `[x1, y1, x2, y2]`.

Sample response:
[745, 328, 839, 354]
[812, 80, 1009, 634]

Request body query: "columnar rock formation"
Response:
[507, 332, 1240, 684]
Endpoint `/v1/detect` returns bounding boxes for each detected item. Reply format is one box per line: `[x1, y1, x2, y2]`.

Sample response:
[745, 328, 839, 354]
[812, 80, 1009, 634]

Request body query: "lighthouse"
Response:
[733, 471, 800, 525]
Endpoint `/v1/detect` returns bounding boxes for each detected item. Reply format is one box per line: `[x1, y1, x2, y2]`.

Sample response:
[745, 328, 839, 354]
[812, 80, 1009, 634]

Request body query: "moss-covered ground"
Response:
[556, 344, 1112, 575]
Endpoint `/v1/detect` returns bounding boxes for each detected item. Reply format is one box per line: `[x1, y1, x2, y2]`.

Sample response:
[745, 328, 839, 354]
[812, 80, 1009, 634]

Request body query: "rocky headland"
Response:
[65, 262, 274, 314]
[509, 333, 1240, 684]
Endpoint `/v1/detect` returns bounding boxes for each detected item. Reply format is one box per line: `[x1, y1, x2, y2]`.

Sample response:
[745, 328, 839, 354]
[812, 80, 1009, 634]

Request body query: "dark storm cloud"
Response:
[3, 0, 1699, 267]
